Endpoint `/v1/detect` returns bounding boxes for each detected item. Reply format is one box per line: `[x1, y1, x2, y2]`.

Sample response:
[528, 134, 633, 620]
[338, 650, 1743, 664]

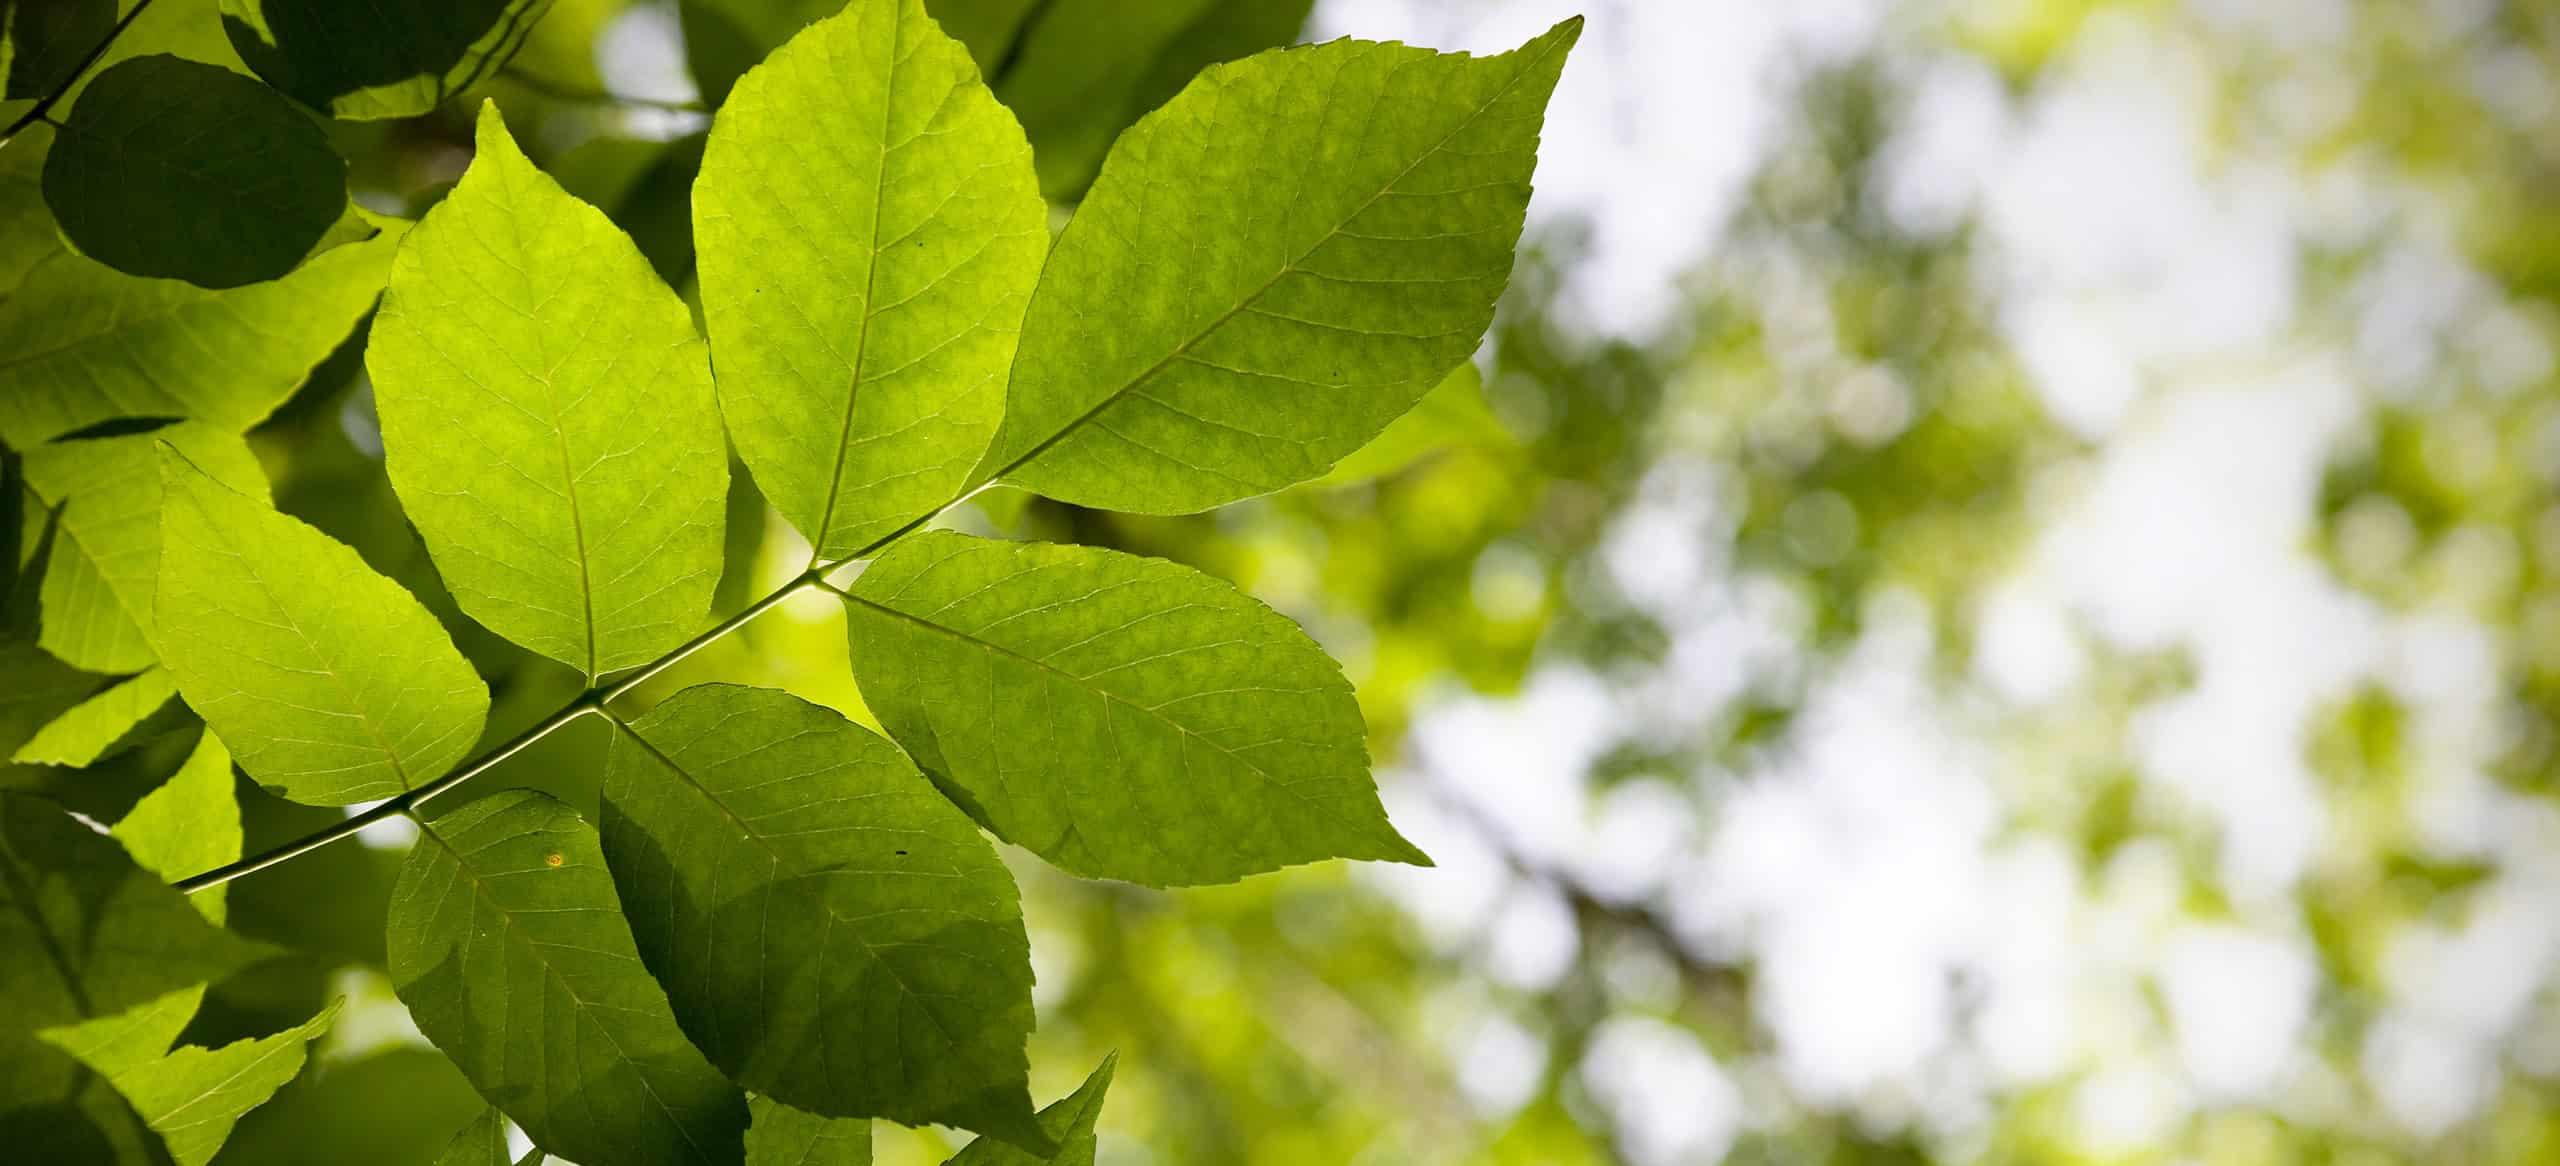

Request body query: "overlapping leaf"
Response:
[22, 420, 267, 672]
[369, 102, 727, 680]
[0, 792, 273, 1163]
[112, 731, 240, 922]
[428, 1107, 510, 1166]
[746, 1097, 871, 1166]
[220, 0, 555, 120]
[156, 451, 488, 805]
[43, 994, 341, 1166]
[979, 20, 1579, 512]
[694, 0, 1045, 559]
[600, 684, 1043, 1146]
[42, 55, 348, 288]
[388, 789, 750, 1166]
[13, 667, 176, 767]
[942, 1055, 1114, 1166]
[0, 125, 402, 448]
[840, 532, 1426, 885]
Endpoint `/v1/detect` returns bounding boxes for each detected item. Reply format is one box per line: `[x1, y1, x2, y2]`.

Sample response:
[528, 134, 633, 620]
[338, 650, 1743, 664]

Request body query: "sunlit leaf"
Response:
[368, 102, 726, 680]
[156, 451, 488, 806]
[43, 995, 341, 1166]
[42, 55, 347, 288]
[601, 684, 1044, 1147]
[13, 668, 175, 768]
[388, 789, 750, 1166]
[977, 20, 1577, 512]
[22, 420, 266, 672]
[113, 730, 241, 922]
[694, 0, 1044, 559]
[1307, 361, 1504, 488]
[840, 532, 1427, 885]
[220, 0, 555, 119]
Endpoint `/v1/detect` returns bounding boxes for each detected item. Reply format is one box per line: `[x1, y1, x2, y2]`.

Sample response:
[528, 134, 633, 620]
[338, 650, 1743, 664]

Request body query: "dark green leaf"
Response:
[2, 0, 115, 99]
[210, 1046, 485, 1166]
[600, 684, 1044, 1147]
[368, 102, 727, 680]
[156, 450, 489, 805]
[219, 0, 555, 119]
[943, 1054, 1115, 1166]
[0, 125, 403, 448]
[840, 531, 1426, 885]
[746, 1096, 871, 1166]
[978, 21, 1579, 512]
[43, 54, 348, 288]
[695, 0, 1045, 560]
[387, 789, 750, 1166]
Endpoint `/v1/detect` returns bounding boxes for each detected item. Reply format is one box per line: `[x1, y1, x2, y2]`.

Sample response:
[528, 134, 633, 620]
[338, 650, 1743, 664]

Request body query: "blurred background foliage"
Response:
[7, 0, 2560, 1163]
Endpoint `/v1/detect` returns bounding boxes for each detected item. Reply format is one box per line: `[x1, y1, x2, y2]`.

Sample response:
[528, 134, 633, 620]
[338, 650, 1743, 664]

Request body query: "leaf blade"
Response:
[694, 0, 1045, 559]
[746, 1096, 871, 1166]
[368, 102, 728, 679]
[980, 21, 1579, 512]
[11, 668, 176, 767]
[600, 684, 1043, 1147]
[220, 0, 557, 120]
[943, 1054, 1115, 1166]
[840, 532, 1425, 886]
[387, 788, 750, 1166]
[43, 996, 343, 1166]
[155, 450, 489, 805]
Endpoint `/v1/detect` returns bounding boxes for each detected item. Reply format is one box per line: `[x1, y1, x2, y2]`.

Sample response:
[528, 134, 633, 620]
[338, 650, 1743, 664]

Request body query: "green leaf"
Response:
[209, 1046, 486, 1166]
[430, 1107, 511, 1166]
[219, 0, 555, 120]
[942, 1054, 1115, 1166]
[600, 684, 1044, 1147]
[978, 20, 1579, 513]
[155, 450, 489, 806]
[42, 995, 341, 1166]
[13, 668, 176, 768]
[0, 125, 404, 448]
[42, 54, 349, 288]
[113, 730, 242, 923]
[368, 103, 727, 680]
[994, 0, 1311, 202]
[919, 0, 1037, 74]
[839, 531, 1426, 885]
[746, 1096, 871, 1166]
[0, 792, 275, 1155]
[22, 420, 268, 672]
[694, 0, 1045, 560]
[680, 0, 1030, 107]
[1307, 361, 1503, 488]
[388, 789, 750, 1166]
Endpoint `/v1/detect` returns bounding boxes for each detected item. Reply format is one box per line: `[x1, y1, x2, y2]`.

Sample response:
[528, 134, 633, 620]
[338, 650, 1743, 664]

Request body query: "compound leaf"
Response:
[943, 1054, 1114, 1166]
[979, 20, 1578, 512]
[388, 789, 750, 1166]
[369, 102, 727, 680]
[0, 125, 403, 448]
[746, 1096, 871, 1166]
[220, 0, 555, 120]
[694, 0, 1044, 560]
[23, 420, 267, 672]
[12, 668, 176, 768]
[156, 451, 488, 806]
[839, 532, 1425, 885]
[42, 55, 347, 288]
[43, 995, 341, 1166]
[600, 684, 1043, 1148]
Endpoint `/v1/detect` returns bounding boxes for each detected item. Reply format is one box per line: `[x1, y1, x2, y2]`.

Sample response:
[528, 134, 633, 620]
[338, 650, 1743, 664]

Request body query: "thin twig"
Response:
[0, 0, 159, 147]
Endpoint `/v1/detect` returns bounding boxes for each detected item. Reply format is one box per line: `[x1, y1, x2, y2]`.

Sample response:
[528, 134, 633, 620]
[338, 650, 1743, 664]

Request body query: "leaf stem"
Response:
[0, 0, 159, 147]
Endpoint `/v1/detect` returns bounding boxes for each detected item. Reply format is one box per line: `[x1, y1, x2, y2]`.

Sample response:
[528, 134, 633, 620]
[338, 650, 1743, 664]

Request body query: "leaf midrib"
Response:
[809, 0, 908, 553]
